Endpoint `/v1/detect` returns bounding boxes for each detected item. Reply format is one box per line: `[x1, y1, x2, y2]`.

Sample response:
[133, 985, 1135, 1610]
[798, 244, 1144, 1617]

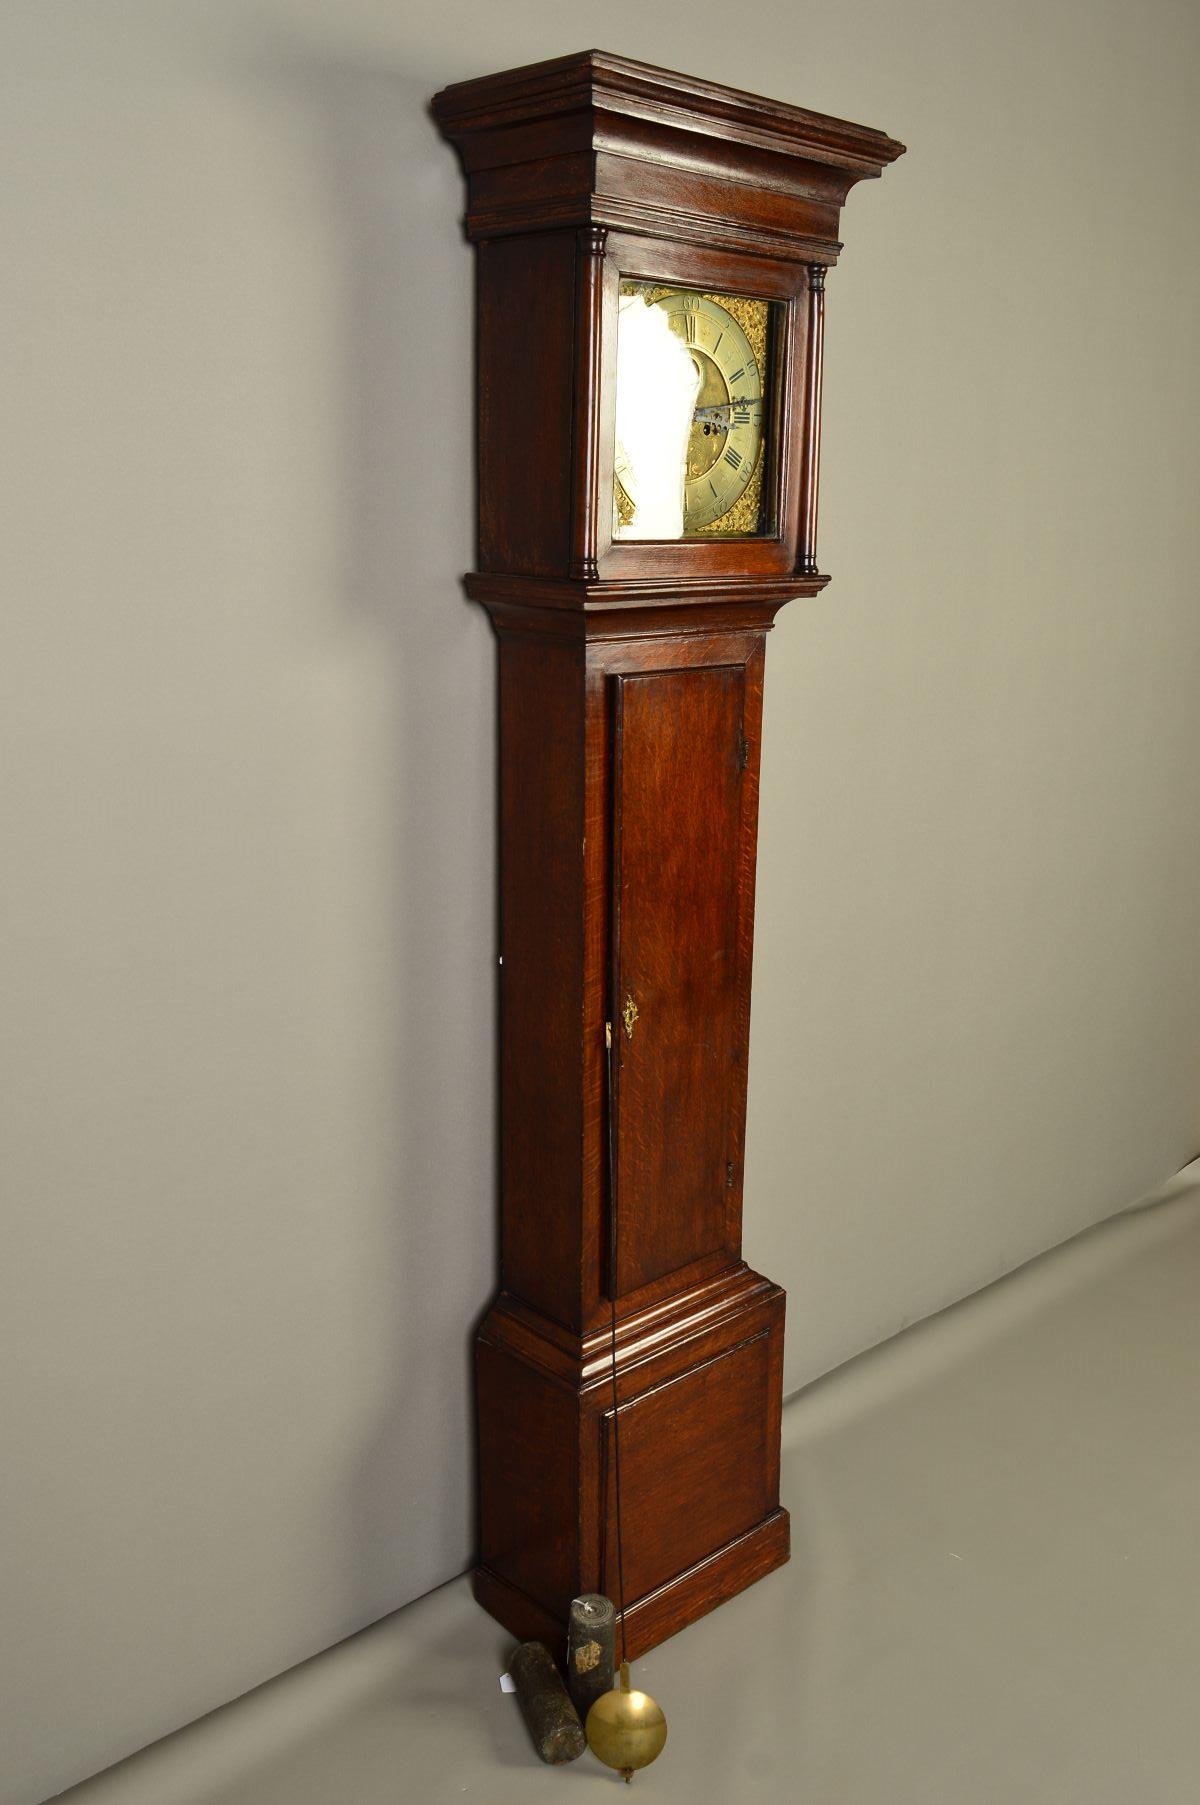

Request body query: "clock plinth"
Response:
[475, 1267, 789, 1661]
[434, 52, 902, 1657]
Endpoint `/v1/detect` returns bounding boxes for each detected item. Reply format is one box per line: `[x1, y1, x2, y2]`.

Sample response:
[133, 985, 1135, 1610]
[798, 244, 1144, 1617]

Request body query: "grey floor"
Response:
[61, 1165, 1200, 1804]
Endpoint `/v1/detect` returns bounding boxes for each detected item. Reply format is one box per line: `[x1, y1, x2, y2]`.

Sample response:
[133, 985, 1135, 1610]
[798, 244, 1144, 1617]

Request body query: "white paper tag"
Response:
[499, 1671, 517, 1694]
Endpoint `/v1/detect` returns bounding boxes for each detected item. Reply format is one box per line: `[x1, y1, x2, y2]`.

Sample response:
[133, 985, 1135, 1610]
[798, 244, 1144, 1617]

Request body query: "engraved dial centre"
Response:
[685, 350, 731, 482]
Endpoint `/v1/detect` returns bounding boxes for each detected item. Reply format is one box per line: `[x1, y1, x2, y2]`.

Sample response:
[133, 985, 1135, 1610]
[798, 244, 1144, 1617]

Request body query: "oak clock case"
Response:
[432, 51, 903, 1663]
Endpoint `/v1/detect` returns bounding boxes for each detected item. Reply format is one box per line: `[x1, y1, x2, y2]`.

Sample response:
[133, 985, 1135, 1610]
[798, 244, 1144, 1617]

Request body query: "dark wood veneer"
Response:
[434, 50, 902, 1657]
[611, 664, 748, 1292]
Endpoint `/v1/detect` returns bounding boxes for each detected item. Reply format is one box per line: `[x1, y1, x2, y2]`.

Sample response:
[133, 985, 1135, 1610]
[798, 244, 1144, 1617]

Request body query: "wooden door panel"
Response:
[611, 665, 746, 1296]
[601, 1334, 772, 1603]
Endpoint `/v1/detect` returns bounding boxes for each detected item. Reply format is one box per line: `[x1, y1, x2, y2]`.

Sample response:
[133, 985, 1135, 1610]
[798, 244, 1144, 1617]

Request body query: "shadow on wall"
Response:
[258, 36, 498, 1622]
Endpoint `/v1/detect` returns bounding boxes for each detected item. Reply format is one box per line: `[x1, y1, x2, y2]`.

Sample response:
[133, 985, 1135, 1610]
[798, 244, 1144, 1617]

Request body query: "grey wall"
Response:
[2, 3, 1199, 1802]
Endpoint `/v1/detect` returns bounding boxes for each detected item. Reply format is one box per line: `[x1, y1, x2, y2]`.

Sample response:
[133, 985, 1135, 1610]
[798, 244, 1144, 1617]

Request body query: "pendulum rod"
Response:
[604, 1019, 629, 1666]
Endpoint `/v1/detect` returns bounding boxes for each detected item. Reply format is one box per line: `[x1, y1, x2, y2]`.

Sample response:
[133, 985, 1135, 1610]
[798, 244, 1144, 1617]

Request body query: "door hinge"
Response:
[738, 733, 750, 771]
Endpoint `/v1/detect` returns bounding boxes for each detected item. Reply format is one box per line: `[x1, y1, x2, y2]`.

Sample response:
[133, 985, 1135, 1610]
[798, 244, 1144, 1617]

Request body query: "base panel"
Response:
[475, 1267, 788, 1658]
[475, 1506, 790, 1661]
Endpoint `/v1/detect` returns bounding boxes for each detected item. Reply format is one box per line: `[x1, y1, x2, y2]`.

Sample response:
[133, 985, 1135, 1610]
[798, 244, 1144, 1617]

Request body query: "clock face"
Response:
[612, 281, 779, 541]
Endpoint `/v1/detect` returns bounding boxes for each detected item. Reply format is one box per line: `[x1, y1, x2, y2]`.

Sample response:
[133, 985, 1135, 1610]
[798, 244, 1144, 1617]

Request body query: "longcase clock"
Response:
[433, 51, 903, 1659]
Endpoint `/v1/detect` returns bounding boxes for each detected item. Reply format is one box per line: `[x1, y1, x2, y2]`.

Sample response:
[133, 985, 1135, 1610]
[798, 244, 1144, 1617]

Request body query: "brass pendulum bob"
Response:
[585, 1661, 668, 1783]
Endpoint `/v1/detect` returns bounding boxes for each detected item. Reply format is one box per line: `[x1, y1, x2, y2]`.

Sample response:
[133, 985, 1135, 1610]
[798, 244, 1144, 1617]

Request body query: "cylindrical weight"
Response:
[509, 1641, 586, 1765]
[567, 1593, 616, 1719]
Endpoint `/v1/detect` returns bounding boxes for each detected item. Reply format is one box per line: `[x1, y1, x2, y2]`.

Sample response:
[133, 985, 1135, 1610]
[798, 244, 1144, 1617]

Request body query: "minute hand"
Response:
[694, 397, 760, 418]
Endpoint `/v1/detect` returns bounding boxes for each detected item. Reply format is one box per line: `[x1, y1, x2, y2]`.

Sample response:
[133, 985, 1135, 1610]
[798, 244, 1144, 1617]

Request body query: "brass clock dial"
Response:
[613, 281, 777, 541]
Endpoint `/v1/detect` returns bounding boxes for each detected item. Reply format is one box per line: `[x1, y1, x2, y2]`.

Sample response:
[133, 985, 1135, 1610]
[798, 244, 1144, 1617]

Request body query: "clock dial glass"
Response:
[612, 281, 780, 541]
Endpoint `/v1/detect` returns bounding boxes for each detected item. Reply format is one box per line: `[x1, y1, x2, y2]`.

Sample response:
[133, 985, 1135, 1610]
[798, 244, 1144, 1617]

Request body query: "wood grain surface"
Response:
[434, 50, 902, 1656]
